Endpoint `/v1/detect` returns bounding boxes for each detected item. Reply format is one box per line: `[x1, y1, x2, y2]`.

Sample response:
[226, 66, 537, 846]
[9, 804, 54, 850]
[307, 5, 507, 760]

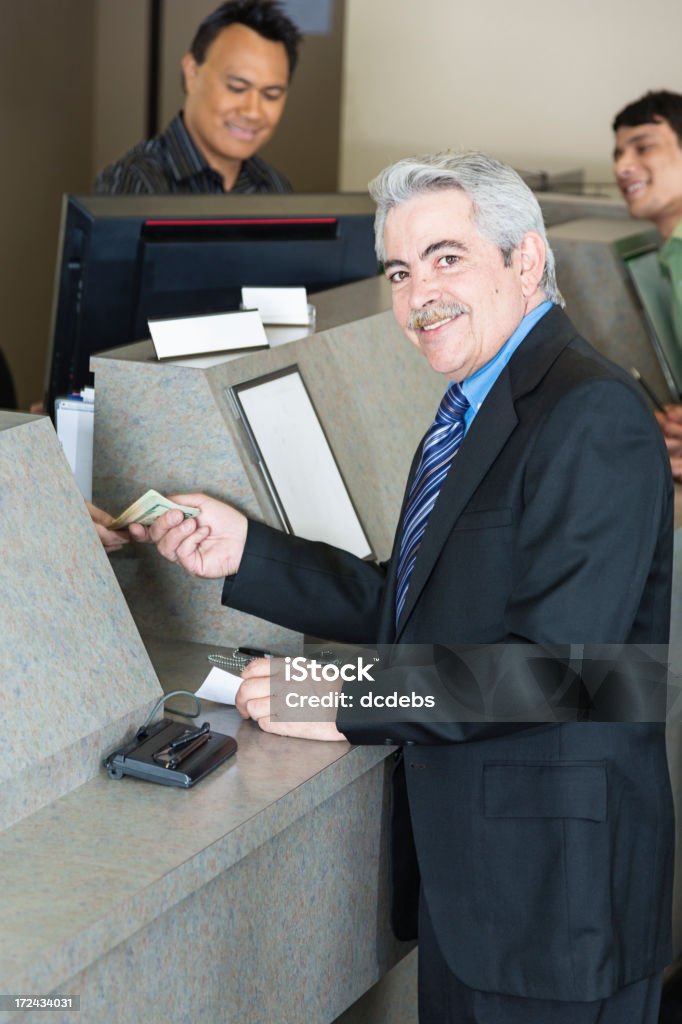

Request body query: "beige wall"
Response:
[339, 0, 682, 190]
[157, 0, 216, 127]
[92, 0, 148, 175]
[0, 0, 95, 409]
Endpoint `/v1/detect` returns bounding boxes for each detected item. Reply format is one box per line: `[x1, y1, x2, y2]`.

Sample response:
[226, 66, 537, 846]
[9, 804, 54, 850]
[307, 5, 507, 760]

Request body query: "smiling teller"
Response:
[95, 0, 301, 195]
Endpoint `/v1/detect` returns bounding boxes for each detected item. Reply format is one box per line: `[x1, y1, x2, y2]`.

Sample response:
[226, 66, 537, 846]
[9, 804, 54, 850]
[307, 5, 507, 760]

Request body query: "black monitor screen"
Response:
[45, 193, 378, 416]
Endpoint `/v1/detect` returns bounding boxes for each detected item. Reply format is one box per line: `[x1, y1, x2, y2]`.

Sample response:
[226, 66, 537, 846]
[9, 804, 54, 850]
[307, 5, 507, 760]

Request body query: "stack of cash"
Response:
[109, 490, 200, 531]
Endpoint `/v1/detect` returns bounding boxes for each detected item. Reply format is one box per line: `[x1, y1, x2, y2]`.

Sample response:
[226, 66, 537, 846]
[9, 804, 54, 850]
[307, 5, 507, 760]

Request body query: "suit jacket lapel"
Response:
[394, 306, 577, 640]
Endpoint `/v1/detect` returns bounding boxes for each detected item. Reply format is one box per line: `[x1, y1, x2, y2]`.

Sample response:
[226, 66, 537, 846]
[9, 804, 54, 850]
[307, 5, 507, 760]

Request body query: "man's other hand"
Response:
[236, 657, 347, 742]
[128, 492, 248, 578]
[656, 403, 682, 439]
[655, 405, 682, 480]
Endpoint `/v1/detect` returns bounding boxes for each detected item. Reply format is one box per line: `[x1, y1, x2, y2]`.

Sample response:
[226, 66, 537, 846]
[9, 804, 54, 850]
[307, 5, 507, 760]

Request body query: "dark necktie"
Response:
[395, 383, 469, 626]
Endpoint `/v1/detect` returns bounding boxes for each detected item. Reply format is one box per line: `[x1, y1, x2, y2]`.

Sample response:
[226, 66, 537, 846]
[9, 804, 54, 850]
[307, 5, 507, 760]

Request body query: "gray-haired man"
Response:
[133, 151, 674, 1022]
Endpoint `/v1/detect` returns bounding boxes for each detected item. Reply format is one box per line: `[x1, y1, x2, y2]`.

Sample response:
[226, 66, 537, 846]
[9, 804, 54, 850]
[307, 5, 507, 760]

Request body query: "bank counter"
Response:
[0, 632, 414, 1023]
[2, 265, 682, 1023]
[0, 279, 435, 1024]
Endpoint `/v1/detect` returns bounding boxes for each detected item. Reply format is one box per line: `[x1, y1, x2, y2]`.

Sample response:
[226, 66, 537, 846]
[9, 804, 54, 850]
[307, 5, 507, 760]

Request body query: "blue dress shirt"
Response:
[460, 300, 553, 433]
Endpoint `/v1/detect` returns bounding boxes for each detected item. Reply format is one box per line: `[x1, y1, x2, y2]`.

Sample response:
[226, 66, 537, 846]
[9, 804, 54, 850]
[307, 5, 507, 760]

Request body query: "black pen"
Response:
[152, 728, 211, 769]
[238, 646, 274, 659]
[630, 367, 665, 412]
[168, 722, 210, 751]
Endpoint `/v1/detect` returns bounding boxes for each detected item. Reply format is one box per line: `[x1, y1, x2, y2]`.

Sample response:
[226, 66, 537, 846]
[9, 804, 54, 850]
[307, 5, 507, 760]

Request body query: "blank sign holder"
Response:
[229, 366, 373, 560]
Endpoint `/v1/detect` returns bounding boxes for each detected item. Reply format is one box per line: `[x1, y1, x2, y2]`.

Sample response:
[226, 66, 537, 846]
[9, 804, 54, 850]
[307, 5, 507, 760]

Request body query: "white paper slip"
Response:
[241, 286, 309, 325]
[148, 310, 269, 360]
[195, 665, 243, 705]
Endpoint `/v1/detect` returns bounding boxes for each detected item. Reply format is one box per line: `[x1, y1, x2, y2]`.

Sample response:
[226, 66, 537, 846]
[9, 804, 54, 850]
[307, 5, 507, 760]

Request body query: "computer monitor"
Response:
[45, 192, 379, 416]
[615, 232, 682, 399]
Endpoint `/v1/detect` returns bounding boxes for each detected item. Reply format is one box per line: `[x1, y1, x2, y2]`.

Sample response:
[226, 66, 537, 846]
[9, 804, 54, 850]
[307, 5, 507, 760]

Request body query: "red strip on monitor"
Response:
[143, 218, 338, 226]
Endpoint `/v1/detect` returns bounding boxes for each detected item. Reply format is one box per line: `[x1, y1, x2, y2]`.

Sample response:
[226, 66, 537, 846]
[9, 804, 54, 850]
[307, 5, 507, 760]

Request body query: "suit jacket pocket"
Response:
[473, 760, 612, 998]
[452, 506, 513, 531]
[484, 761, 607, 821]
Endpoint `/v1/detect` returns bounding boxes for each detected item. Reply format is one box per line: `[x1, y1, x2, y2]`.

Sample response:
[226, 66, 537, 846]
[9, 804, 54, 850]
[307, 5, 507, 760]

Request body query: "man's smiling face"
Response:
[383, 189, 537, 382]
[182, 23, 289, 182]
[613, 119, 682, 237]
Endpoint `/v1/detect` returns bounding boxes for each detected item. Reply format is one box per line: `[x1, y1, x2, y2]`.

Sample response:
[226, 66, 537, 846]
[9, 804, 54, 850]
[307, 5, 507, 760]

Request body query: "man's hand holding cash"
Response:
[108, 489, 200, 531]
[128, 491, 248, 578]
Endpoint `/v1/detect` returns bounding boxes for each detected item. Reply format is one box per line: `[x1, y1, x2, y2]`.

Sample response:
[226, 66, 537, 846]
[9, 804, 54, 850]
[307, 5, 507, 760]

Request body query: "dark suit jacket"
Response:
[223, 307, 675, 1001]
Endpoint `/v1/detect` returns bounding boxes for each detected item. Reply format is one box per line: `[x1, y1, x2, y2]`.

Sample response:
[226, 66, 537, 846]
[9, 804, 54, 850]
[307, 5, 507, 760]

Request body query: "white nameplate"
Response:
[241, 286, 309, 325]
[148, 310, 269, 360]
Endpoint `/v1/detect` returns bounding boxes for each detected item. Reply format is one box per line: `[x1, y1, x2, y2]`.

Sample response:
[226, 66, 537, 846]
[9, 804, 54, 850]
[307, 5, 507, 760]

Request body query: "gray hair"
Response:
[368, 151, 565, 307]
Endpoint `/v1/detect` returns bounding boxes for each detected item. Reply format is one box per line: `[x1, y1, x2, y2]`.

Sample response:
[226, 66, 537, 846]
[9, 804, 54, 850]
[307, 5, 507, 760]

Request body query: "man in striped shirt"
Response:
[96, 1, 300, 195]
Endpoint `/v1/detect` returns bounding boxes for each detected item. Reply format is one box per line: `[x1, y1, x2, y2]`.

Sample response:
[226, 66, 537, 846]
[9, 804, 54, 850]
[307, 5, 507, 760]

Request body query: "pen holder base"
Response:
[104, 718, 237, 788]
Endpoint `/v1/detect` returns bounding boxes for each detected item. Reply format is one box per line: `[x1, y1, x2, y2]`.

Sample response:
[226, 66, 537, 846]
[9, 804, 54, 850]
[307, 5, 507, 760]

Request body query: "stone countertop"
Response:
[0, 636, 391, 996]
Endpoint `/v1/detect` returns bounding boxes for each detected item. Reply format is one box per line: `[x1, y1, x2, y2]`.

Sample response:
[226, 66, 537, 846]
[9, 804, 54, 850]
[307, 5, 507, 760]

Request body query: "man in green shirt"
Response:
[613, 90, 682, 478]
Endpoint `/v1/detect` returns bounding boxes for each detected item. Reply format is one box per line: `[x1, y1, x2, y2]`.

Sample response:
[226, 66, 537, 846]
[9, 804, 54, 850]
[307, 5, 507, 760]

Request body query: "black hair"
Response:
[613, 90, 682, 147]
[190, 0, 302, 78]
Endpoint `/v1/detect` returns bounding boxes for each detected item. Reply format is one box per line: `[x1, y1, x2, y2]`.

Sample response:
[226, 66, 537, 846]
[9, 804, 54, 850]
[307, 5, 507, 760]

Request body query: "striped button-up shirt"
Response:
[95, 112, 292, 195]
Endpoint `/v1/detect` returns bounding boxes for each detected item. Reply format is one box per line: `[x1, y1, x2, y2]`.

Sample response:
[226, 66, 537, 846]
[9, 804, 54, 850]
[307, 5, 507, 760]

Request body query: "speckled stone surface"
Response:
[46, 757, 409, 1024]
[91, 277, 442, 652]
[548, 217, 671, 399]
[538, 192, 627, 228]
[0, 414, 161, 831]
[0, 638, 412, 1024]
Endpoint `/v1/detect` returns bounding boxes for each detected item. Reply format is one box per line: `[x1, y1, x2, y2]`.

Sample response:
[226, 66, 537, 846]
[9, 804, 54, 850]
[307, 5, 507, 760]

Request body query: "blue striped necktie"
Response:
[395, 383, 469, 626]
